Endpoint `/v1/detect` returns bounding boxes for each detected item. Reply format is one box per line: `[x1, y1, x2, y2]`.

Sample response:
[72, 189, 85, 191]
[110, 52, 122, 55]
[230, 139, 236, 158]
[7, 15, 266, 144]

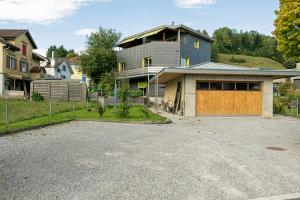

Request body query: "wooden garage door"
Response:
[196, 82, 262, 116]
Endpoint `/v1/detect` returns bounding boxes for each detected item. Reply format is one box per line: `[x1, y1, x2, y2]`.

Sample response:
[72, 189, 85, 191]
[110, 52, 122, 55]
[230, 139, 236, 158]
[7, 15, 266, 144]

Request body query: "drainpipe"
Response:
[177, 28, 181, 67]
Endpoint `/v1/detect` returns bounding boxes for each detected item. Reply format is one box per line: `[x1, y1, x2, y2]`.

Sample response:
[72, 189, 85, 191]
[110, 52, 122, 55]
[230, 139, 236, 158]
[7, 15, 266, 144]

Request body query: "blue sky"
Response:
[0, 0, 279, 55]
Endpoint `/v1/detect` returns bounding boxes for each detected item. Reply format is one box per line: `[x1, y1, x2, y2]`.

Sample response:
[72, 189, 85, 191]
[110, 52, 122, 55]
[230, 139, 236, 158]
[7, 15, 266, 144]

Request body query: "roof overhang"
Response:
[149, 67, 300, 84]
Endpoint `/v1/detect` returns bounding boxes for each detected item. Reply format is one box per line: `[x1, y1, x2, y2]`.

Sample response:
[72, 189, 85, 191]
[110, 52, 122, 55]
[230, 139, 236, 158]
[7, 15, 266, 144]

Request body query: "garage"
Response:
[150, 62, 300, 117]
[196, 81, 262, 116]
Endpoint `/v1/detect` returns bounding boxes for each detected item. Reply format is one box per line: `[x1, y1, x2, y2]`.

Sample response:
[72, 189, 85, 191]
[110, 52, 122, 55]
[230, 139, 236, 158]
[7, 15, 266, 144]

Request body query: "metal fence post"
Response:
[5, 100, 9, 130]
[49, 99, 52, 117]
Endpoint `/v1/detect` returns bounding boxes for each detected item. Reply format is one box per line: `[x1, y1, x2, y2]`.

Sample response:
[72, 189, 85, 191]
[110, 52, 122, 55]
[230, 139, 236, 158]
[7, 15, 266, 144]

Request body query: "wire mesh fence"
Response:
[0, 99, 88, 130]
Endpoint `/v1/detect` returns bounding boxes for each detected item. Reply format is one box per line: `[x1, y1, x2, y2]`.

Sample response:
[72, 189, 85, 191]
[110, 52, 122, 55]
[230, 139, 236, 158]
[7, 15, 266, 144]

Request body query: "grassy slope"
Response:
[218, 53, 285, 70]
[0, 105, 167, 134]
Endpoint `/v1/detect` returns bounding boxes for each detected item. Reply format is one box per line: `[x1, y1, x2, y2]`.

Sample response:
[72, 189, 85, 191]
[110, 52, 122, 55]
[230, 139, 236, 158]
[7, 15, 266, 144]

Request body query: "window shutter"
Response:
[7, 56, 10, 68]
[20, 60, 22, 71]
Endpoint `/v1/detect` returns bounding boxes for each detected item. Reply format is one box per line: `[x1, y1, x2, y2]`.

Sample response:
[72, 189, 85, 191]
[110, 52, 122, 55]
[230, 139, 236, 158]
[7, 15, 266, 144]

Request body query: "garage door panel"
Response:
[196, 91, 262, 116]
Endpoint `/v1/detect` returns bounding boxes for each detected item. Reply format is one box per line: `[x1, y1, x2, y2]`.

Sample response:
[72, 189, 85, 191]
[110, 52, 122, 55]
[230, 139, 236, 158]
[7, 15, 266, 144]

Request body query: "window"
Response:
[249, 83, 261, 91]
[20, 59, 28, 73]
[118, 62, 126, 71]
[236, 83, 248, 90]
[194, 40, 200, 49]
[142, 57, 152, 68]
[6, 55, 17, 69]
[196, 82, 209, 90]
[181, 57, 190, 67]
[210, 82, 222, 90]
[57, 68, 61, 73]
[62, 65, 66, 72]
[22, 44, 27, 56]
[61, 75, 66, 79]
[223, 82, 235, 90]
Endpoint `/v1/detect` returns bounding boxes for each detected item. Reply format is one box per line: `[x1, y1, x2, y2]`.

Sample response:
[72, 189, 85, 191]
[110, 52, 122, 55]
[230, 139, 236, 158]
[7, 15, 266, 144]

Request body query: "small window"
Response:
[62, 65, 66, 72]
[249, 83, 261, 91]
[118, 62, 125, 71]
[61, 75, 66, 79]
[57, 68, 61, 73]
[20, 59, 28, 72]
[194, 40, 200, 49]
[196, 82, 209, 90]
[210, 82, 222, 90]
[22, 44, 27, 56]
[223, 82, 235, 90]
[7, 55, 17, 69]
[236, 83, 248, 90]
[142, 57, 152, 68]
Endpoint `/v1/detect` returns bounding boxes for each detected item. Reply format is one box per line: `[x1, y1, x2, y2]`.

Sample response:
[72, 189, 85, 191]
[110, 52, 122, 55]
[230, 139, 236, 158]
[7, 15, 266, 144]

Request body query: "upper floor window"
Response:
[181, 57, 190, 67]
[62, 65, 66, 72]
[142, 57, 152, 68]
[7, 55, 17, 70]
[61, 75, 66, 79]
[194, 40, 200, 49]
[118, 62, 126, 71]
[20, 59, 29, 73]
[22, 43, 27, 56]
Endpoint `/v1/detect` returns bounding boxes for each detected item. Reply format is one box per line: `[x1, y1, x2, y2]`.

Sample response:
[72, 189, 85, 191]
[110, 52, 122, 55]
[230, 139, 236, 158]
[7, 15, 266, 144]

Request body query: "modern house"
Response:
[150, 62, 300, 117]
[44, 52, 74, 80]
[0, 29, 46, 98]
[117, 24, 213, 96]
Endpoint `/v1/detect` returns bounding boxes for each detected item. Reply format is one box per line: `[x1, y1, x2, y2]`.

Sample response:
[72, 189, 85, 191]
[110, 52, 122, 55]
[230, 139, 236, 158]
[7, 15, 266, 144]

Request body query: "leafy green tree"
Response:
[213, 27, 233, 53]
[80, 27, 121, 84]
[274, 0, 300, 62]
[211, 42, 219, 62]
[46, 45, 75, 58]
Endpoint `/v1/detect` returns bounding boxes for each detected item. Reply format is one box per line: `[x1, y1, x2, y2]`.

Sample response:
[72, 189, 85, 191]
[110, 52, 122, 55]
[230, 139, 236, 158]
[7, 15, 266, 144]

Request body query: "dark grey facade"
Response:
[116, 24, 213, 96]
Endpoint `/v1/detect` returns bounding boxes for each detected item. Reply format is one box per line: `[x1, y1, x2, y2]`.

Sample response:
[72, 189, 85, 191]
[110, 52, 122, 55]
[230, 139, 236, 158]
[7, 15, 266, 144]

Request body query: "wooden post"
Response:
[5, 100, 9, 130]
[49, 99, 52, 117]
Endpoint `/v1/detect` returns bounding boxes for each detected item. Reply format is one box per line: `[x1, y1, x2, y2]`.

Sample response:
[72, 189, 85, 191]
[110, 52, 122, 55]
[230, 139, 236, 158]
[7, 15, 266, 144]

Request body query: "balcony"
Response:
[116, 66, 166, 78]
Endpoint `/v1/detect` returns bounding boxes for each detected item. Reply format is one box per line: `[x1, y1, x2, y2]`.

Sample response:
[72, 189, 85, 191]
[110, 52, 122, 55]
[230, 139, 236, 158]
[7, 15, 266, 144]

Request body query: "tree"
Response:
[46, 45, 74, 58]
[202, 30, 209, 37]
[274, 0, 300, 62]
[80, 27, 121, 84]
[211, 42, 219, 62]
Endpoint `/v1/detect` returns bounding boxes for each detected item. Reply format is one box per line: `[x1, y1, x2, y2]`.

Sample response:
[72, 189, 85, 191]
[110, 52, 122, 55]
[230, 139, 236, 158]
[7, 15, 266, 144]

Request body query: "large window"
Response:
[20, 59, 29, 73]
[118, 62, 126, 71]
[7, 55, 17, 69]
[196, 81, 261, 91]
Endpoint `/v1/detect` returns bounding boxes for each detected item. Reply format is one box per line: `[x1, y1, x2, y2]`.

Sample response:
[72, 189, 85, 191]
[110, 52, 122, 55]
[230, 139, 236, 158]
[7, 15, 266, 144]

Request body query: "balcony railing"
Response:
[116, 66, 166, 78]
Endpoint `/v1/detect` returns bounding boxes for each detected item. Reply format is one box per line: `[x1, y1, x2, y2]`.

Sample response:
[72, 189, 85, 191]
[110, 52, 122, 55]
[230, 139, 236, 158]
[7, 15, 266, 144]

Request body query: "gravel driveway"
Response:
[1, 116, 300, 200]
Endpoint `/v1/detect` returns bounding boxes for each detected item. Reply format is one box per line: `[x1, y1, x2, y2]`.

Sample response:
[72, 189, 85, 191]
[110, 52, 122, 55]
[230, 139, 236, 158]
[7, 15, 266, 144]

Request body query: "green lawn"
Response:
[0, 101, 168, 134]
[218, 53, 285, 70]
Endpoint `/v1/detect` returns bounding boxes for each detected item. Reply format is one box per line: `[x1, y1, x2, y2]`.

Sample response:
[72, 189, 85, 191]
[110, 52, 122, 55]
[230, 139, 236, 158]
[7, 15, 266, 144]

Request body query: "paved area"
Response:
[1, 116, 300, 200]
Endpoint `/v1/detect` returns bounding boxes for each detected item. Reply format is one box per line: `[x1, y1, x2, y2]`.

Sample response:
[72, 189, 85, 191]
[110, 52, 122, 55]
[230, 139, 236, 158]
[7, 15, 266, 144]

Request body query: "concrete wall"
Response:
[180, 34, 211, 65]
[117, 41, 180, 69]
[179, 75, 274, 117]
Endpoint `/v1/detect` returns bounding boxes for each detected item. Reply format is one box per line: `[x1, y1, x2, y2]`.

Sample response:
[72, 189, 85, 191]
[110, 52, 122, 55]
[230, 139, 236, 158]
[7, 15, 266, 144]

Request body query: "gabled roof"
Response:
[32, 52, 48, 61]
[118, 24, 213, 46]
[0, 29, 37, 49]
[45, 58, 74, 74]
[0, 36, 20, 51]
[149, 62, 300, 84]
[30, 66, 46, 73]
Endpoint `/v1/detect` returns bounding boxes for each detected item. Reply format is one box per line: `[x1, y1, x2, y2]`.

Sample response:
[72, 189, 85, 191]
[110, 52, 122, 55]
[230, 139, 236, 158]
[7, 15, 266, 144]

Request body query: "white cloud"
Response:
[175, 0, 216, 8]
[74, 28, 96, 36]
[0, 0, 111, 24]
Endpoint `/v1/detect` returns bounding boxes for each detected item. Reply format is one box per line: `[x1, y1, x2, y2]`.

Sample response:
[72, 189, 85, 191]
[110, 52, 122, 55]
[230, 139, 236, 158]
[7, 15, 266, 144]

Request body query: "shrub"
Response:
[117, 80, 131, 118]
[117, 104, 130, 118]
[31, 92, 44, 102]
[138, 107, 150, 118]
[273, 97, 285, 114]
[278, 81, 294, 96]
[96, 97, 105, 118]
[229, 56, 246, 63]
[128, 90, 143, 98]
[283, 58, 296, 69]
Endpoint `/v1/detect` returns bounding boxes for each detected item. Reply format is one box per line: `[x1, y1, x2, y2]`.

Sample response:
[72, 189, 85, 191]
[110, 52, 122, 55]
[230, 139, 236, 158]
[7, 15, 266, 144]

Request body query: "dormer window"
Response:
[22, 43, 27, 56]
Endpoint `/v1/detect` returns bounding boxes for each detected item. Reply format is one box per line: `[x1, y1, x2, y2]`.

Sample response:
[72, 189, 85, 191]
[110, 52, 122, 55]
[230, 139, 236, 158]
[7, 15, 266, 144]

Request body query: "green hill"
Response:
[218, 54, 285, 70]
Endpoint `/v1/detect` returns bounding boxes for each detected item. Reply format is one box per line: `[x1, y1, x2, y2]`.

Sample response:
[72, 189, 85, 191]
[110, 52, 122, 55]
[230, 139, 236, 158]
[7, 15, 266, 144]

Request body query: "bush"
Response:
[128, 90, 143, 98]
[96, 97, 105, 118]
[117, 104, 130, 118]
[229, 56, 246, 63]
[283, 58, 296, 69]
[31, 92, 44, 102]
[273, 97, 285, 114]
[278, 81, 294, 96]
[138, 107, 150, 118]
[117, 80, 131, 118]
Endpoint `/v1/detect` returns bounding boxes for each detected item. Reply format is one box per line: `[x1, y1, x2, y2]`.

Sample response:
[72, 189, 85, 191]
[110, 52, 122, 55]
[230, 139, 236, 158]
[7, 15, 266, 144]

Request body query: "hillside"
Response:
[218, 54, 285, 70]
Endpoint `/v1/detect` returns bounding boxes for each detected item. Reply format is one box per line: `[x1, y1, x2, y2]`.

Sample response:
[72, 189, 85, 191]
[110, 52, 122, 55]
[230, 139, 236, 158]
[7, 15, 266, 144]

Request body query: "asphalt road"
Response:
[1, 116, 300, 200]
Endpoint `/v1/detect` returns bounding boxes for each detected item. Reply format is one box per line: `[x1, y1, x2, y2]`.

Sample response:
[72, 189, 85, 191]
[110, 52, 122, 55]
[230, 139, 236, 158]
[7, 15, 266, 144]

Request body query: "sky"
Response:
[0, 0, 280, 56]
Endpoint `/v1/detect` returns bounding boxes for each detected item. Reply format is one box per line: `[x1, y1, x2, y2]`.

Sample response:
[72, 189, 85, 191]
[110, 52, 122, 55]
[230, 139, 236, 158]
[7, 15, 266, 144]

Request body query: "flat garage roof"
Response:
[149, 62, 300, 84]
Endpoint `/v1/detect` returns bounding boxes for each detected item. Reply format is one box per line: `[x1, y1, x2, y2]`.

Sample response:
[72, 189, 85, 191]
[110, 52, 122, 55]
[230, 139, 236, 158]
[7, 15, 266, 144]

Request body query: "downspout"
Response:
[177, 28, 181, 67]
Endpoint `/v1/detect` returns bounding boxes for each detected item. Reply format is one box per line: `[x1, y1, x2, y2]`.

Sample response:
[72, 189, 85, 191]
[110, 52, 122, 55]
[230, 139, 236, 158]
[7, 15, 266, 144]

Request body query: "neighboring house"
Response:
[44, 52, 74, 80]
[117, 24, 213, 96]
[150, 62, 300, 117]
[69, 56, 88, 83]
[273, 63, 300, 92]
[0, 29, 46, 98]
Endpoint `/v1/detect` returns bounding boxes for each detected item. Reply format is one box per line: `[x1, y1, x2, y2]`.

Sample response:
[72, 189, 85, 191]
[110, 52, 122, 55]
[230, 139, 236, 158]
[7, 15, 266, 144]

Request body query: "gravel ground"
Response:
[1, 116, 300, 200]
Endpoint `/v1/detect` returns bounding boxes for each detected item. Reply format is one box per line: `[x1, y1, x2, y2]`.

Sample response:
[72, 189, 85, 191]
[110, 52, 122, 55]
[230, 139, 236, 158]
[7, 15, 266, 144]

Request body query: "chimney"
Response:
[50, 51, 55, 67]
[172, 21, 175, 26]
[297, 63, 300, 70]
